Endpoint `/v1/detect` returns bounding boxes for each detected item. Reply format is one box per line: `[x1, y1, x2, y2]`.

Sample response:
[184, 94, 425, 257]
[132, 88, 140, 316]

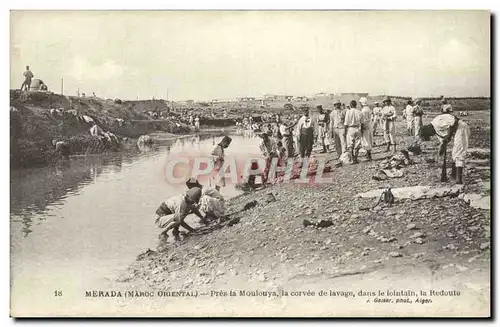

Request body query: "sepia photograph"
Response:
[9, 9, 491, 317]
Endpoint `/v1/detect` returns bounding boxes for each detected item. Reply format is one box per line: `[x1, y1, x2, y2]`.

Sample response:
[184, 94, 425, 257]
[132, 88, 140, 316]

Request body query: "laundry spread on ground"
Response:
[356, 185, 464, 200]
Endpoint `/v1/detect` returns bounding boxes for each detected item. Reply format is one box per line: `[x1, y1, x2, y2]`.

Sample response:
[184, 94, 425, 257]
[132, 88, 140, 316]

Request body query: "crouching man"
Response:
[154, 187, 206, 241]
[418, 104, 470, 184]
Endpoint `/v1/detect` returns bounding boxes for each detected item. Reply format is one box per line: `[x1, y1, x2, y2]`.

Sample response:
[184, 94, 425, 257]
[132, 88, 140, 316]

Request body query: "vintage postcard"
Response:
[9, 10, 491, 317]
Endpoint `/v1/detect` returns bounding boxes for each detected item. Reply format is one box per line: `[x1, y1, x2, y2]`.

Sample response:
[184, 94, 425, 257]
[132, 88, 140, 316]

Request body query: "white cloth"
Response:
[83, 115, 94, 123]
[279, 124, 288, 136]
[360, 106, 372, 127]
[431, 114, 456, 138]
[361, 125, 373, 150]
[452, 121, 470, 167]
[90, 125, 104, 137]
[199, 186, 226, 218]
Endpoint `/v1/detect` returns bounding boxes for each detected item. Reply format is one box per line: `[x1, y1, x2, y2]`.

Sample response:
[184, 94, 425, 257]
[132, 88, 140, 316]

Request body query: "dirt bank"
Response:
[117, 111, 491, 317]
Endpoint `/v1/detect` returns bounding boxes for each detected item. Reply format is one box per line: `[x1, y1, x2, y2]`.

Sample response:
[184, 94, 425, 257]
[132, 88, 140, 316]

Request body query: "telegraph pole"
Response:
[61, 78, 64, 95]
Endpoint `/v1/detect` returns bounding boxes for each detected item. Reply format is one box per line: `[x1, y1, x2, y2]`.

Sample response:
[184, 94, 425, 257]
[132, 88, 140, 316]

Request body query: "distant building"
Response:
[212, 99, 235, 104]
[340, 92, 369, 97]
[263, 94, 293, 102]
[237, 97, 256, 102]
[292, 96, 310, 102]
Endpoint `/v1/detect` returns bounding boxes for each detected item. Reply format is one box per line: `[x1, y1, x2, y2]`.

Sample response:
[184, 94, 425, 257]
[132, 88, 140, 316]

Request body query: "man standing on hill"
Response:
[21, 65, 34, 91]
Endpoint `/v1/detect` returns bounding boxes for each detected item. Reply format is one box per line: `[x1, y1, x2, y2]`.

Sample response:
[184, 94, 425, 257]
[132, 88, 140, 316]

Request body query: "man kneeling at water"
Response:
[154, 187, 206, 241]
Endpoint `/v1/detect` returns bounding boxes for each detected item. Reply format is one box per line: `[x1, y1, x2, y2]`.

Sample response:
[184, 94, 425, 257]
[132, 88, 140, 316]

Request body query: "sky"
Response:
[10, 10, 491, 101]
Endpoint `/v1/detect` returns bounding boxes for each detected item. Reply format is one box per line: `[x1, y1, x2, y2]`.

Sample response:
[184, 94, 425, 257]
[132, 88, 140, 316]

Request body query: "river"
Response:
[10, 132, 261, 316]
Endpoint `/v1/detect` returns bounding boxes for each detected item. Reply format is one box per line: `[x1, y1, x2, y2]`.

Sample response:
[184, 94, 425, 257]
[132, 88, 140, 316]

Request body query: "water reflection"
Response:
[10, 134, 224, 239]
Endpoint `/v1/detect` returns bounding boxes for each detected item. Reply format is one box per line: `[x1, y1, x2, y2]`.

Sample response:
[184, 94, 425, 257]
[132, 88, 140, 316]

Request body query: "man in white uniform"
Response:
[405, 100, 415, 136]
[381, 97, 397, 153]
[329, 100, 347, 157]
[371, 101, 382, 136]
[419, 104, 470, 184]
[344, 100, 362, 164]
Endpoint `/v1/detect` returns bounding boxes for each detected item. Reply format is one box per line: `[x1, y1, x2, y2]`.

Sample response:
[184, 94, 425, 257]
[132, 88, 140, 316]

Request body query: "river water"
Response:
[10, 133, 261, 316]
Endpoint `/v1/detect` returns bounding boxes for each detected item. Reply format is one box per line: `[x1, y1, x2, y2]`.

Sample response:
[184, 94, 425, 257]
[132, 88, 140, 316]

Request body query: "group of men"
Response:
[258, 96, 405, 164]
[153, 98, 471, 242]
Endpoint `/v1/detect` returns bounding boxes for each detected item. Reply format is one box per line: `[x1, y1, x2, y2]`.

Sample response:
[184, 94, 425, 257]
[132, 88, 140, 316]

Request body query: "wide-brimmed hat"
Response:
[373, 101, 380, 105]
[359, 97, 368, 105]
[316, 105, 323, 110]
[185, 187, 202, 203]
[382, 97, 391, 103]
[413, 98, 422, 103]
[333, 99, 341, 105]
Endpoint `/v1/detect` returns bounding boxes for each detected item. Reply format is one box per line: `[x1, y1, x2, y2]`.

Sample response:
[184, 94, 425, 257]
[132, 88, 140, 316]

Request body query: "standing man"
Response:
[372, 101, 382, 136]
[259, 131, 279, 184]
[381, 97, 397, 153]
[295, 106, 315, 159]
[405, 100, 415, 136]
[413, 98, 424, 137]
[280, 117, 298, 158]
[419, 104, 470, 184]
[316, 105, 330, 153]
[211, 136, 232, 188]
[359, 97, 373, 161]
[21, 65, 34, 91]
[329, 100, 347, 158]
[344, 100, 363, 164]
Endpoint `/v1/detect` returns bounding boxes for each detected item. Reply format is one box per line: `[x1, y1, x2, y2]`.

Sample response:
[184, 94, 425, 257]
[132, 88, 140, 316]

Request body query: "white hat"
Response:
[359, 97, 368, 105]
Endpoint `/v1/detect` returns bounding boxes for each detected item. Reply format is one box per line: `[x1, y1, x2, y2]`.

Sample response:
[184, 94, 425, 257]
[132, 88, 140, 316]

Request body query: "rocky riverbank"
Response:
[115, 112, 491, 317]
[9, 90, 236, 169]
